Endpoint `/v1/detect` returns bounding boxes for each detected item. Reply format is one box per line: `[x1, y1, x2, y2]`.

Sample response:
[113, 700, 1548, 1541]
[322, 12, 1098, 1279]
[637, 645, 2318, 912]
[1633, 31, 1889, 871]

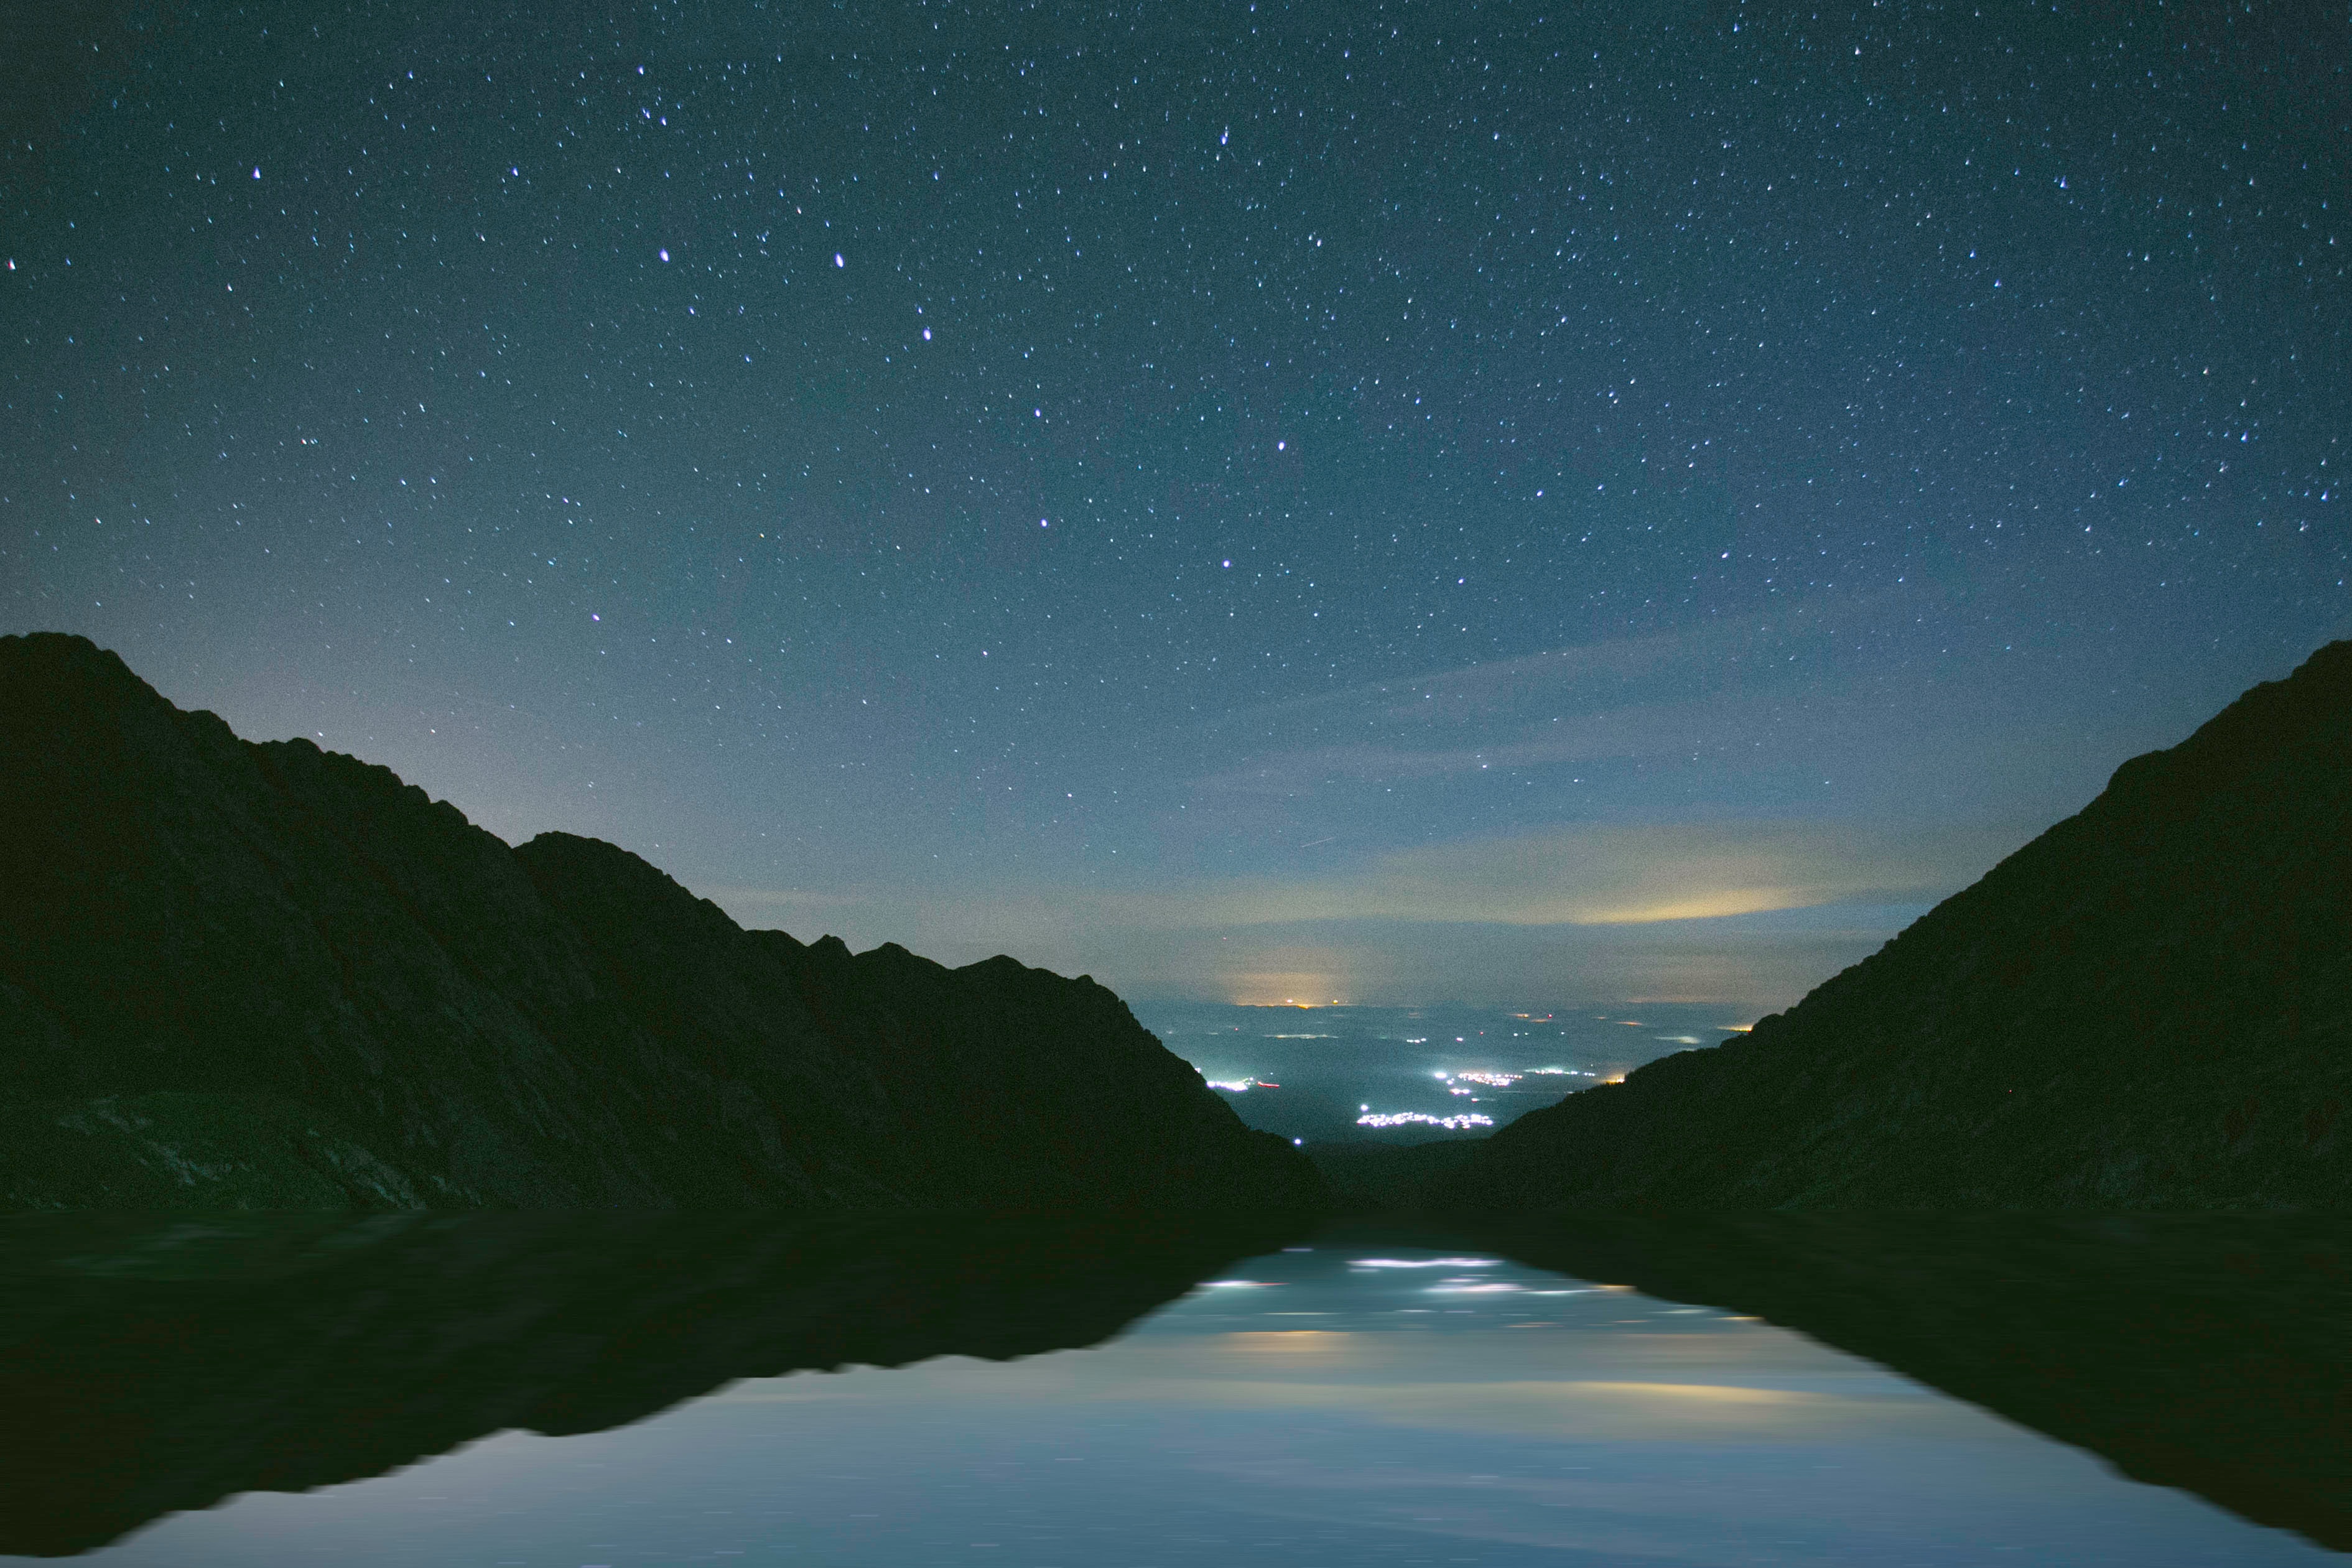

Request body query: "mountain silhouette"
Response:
[0, 632, 1319, 1211]
[1440, 640, 2352, 1208]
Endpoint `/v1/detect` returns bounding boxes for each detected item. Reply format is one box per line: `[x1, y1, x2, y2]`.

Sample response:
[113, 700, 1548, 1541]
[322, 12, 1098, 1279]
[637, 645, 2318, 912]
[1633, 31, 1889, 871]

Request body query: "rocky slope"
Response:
[1440, 640, 2352, 1209]
[0, 632, 1319, 1210]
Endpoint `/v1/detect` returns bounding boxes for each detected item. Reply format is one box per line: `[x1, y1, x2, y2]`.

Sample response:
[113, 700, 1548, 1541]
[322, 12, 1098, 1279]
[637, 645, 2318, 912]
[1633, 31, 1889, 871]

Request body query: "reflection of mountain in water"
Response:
[0, 1212, 1306, 1558]
[1487, 1213, 2352, 1553]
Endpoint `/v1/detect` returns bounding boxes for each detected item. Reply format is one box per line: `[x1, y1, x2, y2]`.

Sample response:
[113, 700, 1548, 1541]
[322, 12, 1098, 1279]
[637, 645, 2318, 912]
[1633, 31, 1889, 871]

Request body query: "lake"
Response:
[2, 1213, 2342, 1565]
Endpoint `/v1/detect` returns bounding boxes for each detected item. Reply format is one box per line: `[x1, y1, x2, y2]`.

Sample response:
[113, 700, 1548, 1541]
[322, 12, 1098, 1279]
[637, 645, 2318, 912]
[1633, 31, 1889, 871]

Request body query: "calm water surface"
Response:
[21, 1235, 2333, 1568]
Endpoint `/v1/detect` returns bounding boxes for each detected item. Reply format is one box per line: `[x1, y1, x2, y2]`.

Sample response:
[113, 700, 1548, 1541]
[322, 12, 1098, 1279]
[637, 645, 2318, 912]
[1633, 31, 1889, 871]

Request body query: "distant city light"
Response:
[1356, 1111, 1494, 1130]
[1350, 1258, 1499, 1269]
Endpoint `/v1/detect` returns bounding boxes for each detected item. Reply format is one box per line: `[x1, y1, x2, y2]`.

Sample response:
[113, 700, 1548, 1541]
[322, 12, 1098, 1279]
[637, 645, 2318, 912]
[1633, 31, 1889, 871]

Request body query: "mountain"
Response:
[0, 1210, 1306, 1556]
[1438, 640, 2352, 1209]
[0, 632, 1320, 1211]
[1480, 1213, 2352, 1551]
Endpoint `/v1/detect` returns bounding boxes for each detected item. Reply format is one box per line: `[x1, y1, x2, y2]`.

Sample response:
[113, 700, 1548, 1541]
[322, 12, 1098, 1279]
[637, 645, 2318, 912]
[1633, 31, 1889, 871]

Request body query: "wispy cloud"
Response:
[1196, 612, 1811, 738]
[709, 820, 2012, 940]
[1175, 598, 1900, 802]
[1116, 819, 2013, 929]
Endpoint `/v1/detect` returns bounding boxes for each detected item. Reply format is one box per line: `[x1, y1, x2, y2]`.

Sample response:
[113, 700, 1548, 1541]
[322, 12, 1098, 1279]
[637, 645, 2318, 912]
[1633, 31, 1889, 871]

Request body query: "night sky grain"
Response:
[4, 2, 2345, 1005]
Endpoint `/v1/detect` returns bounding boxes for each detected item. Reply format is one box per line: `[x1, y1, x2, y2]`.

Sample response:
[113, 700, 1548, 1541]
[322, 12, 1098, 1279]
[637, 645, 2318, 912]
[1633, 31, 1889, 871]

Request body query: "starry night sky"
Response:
[4, 2, 2346, 1008]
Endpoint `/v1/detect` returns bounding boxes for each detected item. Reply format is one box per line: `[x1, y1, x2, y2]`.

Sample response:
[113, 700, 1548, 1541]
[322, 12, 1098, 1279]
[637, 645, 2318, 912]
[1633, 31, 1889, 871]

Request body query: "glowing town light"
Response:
[1349, 1258, 1500, 1270]
[1356, 1111, 1494, 1131]
[1453, 1071, 1522, 1087]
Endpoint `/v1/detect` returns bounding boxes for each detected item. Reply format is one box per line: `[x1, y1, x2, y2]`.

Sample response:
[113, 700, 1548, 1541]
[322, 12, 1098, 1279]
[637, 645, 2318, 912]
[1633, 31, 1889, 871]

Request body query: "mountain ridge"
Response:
[1437, 639, 2352, 1210]
[0, 631, 1319, 1211]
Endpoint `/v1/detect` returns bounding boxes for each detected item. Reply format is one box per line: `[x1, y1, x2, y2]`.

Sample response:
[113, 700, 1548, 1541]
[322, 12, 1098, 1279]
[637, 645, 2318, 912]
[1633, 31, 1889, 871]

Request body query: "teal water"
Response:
[9, 1225, 2335, 1567]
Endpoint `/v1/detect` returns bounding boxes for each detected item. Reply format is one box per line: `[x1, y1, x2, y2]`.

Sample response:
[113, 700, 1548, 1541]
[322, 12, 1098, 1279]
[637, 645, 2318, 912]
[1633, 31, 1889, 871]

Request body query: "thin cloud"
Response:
[1178, 595, 1909, 800]
[714, 820, 2014, 949]
[1126, 820, 2015, 929]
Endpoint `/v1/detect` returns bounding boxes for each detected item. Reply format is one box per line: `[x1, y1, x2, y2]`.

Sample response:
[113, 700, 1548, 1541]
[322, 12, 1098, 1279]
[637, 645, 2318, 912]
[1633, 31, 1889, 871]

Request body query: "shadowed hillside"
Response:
[0, 632, 1320, 1212]
[1439, 641, 2352, 1209]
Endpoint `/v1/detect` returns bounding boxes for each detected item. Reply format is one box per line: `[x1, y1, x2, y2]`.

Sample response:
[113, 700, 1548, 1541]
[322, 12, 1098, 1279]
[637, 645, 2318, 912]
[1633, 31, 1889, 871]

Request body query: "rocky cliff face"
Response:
[0, 633, 1320, 1211]
[1440, 640, 2352, 1209]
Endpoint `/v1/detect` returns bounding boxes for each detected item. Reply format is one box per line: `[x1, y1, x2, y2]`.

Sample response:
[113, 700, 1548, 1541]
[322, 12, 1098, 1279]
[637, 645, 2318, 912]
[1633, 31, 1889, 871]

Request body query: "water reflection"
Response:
[0, 1212, 1307, 1557]
[2, 1214, 2343, 1564]
[1483, 1212, 2352, 1554]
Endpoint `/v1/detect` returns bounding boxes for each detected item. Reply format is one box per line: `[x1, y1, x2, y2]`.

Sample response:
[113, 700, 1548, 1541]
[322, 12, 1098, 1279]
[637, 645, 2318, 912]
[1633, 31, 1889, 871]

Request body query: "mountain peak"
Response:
[0, 637, 1324, 1214]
